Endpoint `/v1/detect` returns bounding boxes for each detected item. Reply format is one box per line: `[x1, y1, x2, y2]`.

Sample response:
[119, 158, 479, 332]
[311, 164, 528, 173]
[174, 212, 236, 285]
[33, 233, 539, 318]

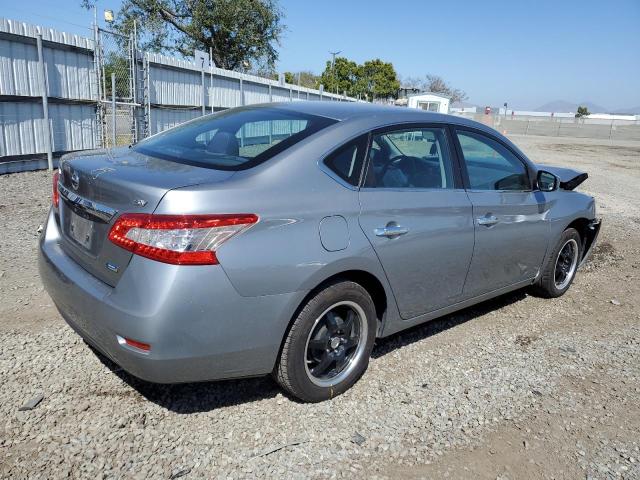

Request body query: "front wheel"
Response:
[274, 280, 377, 402]
[532, 227, 582, 298]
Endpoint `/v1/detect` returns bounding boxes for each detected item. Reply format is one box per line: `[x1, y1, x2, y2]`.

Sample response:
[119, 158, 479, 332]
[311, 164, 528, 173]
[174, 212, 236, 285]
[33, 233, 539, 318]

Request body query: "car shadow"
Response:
[90, 349, 282, 413]
[89, 289, 528, 413]
[372, 289, 527, 358]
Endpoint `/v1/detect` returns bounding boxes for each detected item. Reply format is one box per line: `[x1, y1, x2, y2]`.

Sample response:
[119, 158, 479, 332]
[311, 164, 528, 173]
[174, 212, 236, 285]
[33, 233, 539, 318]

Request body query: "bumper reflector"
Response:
[117, 335, 151, 352]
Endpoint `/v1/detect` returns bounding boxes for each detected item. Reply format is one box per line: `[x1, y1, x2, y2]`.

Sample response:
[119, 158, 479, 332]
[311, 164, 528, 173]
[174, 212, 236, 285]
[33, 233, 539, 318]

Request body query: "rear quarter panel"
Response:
[154, 119, 398, 308]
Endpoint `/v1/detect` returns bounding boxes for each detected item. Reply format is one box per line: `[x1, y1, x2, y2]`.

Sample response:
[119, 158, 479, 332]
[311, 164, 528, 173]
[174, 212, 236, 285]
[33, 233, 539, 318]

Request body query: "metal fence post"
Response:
[36, 34, 53, 171]
[144, 52, 152, 137]
[201, 66, 206, 116]
[239, 78, 244, 106]
[609, 120, 614, 140]
[130, 31, 137, 105]
[93, 22, 103, 149]
[269, 84, 272, 103]
[111, 73, 116, 147]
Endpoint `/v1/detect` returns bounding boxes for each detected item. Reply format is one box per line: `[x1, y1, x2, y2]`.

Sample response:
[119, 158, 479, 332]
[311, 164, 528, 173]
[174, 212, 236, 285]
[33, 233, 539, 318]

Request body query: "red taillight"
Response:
[108, 213, 258, 265]
[52, 170, 60, 208]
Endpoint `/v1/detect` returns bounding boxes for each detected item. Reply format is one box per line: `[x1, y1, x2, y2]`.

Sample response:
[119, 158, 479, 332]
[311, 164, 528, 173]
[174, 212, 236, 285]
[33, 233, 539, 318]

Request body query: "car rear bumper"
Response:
[38, 209, 305, 383]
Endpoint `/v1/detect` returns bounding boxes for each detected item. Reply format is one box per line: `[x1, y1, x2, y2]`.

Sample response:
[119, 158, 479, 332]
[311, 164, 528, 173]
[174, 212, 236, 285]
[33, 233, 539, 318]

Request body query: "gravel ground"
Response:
[1, 135, 639, 479]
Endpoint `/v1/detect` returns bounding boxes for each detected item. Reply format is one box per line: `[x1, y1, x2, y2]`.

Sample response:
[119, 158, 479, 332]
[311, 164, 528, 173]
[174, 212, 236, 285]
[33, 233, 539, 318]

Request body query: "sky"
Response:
[3, 0, 639, 110]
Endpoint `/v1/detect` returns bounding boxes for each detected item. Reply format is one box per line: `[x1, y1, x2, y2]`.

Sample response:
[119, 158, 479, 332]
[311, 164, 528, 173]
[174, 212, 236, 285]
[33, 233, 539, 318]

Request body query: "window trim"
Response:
[319, 134, 370, 190]
[360, 122, 464, 191]
[451, 126, 535, 193]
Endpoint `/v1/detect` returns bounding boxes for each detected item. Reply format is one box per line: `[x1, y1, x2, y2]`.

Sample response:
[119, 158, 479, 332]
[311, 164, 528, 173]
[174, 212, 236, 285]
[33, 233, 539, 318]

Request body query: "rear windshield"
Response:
[133, 107, 337, 170]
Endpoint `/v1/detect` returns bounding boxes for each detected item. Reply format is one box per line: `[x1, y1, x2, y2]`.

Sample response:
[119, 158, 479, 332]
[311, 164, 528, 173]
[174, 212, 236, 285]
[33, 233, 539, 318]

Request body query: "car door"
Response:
[453, 128, 550, 297]
[358, 125, 474, 319]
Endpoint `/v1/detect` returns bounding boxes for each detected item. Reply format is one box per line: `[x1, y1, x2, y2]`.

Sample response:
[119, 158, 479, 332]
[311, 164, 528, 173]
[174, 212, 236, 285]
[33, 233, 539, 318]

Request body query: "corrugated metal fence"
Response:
[144, 53, 340, 136]
[0, 17, 354, 172]
[0, 18, 99, 171]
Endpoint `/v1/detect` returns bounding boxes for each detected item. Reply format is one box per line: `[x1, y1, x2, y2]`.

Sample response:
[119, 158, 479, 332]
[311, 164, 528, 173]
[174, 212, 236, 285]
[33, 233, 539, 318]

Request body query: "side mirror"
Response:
[537, 170, 558, 192]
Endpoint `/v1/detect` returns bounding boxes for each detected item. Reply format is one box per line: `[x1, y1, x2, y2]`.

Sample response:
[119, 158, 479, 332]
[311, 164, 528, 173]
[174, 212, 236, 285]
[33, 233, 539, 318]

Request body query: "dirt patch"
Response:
[538, 142, 640, 158]
[584, 241, 625, 270]
[514, 334, 538, 347]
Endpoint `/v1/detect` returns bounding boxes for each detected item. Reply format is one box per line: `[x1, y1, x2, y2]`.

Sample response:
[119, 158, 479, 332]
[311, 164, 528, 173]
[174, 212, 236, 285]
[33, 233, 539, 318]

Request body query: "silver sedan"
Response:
[39, 102, 600, 402]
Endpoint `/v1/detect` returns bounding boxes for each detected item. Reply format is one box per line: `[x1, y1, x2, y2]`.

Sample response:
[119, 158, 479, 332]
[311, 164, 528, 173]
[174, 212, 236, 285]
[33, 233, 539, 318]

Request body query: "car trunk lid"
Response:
[57, 147, 235, 286]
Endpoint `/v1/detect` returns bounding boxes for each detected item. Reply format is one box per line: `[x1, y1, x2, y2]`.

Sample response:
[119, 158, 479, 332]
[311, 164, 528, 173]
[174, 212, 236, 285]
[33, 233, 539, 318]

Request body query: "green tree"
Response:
[284, 71, 320, 88]
[83, 0, 285, 71]
[319, 57, 360, 96]
[575, 106, 590, 118]
[359, 59, 400, 100]
[319, 56, 399, 100]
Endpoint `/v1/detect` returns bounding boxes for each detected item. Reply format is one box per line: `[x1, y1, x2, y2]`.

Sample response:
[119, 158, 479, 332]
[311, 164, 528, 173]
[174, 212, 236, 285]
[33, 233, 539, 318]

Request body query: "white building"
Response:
[450, 106, 477, 114]
[403, 92, 450, 113]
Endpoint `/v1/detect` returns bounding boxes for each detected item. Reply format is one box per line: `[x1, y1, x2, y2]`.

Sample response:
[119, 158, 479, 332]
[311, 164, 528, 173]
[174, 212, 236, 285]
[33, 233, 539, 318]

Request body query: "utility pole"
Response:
[329, 50, 341, 97]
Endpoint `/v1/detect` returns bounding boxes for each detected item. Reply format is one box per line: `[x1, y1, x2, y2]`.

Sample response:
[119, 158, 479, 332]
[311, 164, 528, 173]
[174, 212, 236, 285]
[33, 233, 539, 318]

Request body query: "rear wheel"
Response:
[275, 280, 376, 402]
[532, 228, 582, 298]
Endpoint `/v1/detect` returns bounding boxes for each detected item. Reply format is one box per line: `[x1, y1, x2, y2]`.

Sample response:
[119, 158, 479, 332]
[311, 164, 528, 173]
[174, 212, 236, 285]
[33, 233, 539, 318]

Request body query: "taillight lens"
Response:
[52, 170, 60, 208]
[108, 213, 258, 265]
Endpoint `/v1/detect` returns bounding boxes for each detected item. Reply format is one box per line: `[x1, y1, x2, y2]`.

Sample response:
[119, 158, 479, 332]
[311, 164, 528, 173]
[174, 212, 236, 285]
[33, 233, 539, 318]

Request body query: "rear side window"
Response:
[323, 136, 367, 186]
[133, 108, 336, 170]
[456, 130, 530, 191]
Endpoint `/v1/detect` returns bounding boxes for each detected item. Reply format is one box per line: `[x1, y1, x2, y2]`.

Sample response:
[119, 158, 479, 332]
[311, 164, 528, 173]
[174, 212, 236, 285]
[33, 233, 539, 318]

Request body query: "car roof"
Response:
[240, 102, 532, 165]
[256, 101, 488, 129]
[267, 101, 404, 120]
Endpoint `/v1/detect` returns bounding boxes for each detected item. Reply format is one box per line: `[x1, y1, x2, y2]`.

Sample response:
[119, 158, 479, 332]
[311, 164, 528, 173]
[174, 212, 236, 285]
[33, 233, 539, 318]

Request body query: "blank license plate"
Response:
[68, 210, 94, 250]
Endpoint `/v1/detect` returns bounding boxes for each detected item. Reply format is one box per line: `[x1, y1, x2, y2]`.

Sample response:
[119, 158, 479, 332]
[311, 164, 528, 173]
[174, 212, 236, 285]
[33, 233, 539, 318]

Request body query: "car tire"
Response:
[274, 280, 377, 402]
[532, 227, 582, 298]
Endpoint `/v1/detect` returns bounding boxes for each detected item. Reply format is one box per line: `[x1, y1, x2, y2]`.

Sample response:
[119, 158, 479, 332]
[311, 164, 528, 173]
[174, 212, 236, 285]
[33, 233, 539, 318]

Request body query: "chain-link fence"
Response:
[452, 113, 640, 141]
[95, 27, 137, 148]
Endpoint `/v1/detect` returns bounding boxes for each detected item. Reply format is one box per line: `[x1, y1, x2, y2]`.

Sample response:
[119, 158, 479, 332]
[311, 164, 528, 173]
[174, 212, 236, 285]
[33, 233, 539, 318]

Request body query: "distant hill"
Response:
[611, 106, 640, 115]
[535, 100, 608, 113]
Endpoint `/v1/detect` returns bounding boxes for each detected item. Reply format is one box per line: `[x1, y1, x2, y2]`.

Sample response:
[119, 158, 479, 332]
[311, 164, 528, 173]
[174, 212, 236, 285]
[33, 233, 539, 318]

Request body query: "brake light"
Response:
[52, 170, 60, 208]
[108, 213, 258, 265]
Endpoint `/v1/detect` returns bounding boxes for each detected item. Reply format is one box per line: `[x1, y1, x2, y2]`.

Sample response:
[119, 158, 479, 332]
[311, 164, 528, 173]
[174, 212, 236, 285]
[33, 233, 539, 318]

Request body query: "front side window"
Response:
[134, 108, 336, 170]
[364, 127, 455, 189]
[456, 130, 530, 191]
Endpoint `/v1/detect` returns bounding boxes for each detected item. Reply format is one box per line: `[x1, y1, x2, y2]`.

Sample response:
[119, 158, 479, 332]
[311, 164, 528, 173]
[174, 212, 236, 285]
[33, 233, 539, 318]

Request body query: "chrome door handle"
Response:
[374, 225, 409, 238]
[477, 215, 499, 227]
